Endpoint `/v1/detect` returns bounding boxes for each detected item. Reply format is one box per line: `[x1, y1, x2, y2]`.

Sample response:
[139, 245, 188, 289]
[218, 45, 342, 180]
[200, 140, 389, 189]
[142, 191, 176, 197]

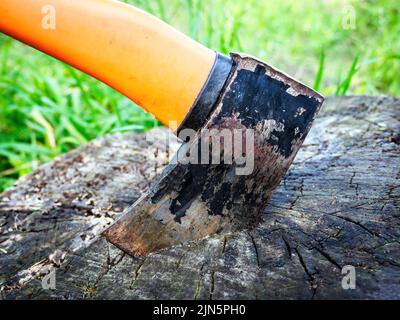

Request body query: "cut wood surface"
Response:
[0, 96, 399, 299]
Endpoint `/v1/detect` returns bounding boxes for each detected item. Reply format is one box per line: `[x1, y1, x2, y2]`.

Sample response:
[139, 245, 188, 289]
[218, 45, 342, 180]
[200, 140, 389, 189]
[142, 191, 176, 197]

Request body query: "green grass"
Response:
[0, 0, 399, 191]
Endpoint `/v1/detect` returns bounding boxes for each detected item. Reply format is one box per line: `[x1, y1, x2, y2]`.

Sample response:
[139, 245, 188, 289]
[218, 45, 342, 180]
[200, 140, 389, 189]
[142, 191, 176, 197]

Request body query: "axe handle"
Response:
[0, 0, 216, 129]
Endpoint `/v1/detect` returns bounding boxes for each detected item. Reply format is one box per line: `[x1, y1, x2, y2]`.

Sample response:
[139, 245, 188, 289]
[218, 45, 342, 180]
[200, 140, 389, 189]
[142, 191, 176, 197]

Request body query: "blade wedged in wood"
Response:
[103, 53, 324, 256]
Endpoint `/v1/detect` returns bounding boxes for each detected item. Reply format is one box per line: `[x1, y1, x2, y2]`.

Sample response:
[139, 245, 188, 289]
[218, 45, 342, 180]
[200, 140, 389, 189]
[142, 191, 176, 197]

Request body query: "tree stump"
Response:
[0, 96, 399, 300]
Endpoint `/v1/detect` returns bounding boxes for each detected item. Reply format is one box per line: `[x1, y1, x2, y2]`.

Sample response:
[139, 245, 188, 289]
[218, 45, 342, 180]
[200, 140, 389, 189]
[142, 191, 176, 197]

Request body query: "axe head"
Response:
[103, 52, 324, 257]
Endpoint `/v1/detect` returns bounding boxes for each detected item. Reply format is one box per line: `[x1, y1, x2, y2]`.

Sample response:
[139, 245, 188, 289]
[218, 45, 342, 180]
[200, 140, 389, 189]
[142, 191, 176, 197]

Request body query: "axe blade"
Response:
[103, 53, 324, 257]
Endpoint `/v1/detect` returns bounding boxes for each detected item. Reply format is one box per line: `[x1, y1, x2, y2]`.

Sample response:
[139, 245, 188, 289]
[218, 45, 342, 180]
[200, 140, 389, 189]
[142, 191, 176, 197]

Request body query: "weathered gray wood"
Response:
[0, 96, 399, 299]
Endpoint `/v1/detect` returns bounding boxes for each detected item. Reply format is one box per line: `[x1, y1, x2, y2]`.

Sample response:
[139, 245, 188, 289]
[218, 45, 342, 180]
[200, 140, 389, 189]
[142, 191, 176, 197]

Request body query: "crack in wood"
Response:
[208, 270, 215, 300]
[248, 232, 260, 267]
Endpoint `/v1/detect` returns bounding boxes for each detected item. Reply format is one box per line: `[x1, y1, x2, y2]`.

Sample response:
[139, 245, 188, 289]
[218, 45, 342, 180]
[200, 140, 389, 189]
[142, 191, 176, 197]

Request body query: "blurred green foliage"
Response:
[0, 0, 399, 191]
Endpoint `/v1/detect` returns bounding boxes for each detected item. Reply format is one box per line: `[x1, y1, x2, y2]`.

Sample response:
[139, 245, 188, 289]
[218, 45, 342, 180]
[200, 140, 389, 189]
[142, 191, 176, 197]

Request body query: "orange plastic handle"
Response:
[0, 0, 216, 129]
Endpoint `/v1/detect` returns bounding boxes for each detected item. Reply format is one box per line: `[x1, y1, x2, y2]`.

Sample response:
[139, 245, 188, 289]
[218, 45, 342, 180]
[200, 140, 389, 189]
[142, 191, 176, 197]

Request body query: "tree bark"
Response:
[0, 96, 399, 299]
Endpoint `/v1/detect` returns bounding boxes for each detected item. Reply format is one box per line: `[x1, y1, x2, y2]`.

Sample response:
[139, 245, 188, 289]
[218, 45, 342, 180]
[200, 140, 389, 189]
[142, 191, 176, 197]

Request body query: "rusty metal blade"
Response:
[103, 52, 324, 257]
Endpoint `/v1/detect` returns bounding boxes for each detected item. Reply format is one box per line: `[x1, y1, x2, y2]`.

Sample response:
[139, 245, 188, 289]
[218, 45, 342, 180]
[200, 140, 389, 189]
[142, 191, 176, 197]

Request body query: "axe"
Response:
[0, 0, 324, 256]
